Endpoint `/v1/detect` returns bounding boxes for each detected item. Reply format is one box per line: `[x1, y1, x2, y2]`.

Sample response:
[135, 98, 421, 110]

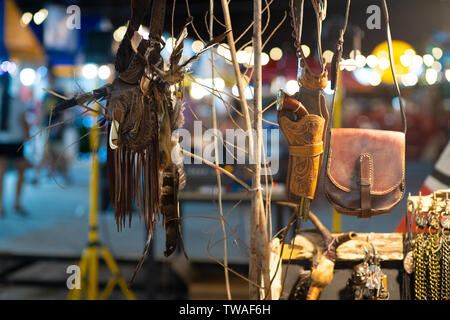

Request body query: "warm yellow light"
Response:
[33, 9, 48, 25]
[432, 47, 443, 60]
[236, 50, 248, 64]
[343, 59, 357, 71]
[286, 80, 299, 95]
[411, 55, 423, 67]
[355, 55, 366, 68]
[21, 12, 33, 26]
[217, 43, 231, 60]
[378, 57, 390, 70]
[244, 46, 253, 54]
[269, 47, 283, 61]
[371, 40, 416, 83]
[301, 45, 310, 58]
[190, 84, 205, 100]
[323, 50, 334, 64]
[192, 40, 204, 53]
[82, 64, 98, 79]
[349, 49, 361, 59]
[138, 26, 149, 39]
[401, 73, 418, 87]
[376, 50, 389, 58]
[165, 37, 176, 53]
[98, 65, 112, 80]
[113, 26, 127, 42]
[370, 73, 382, 86]
[261, 52, 270, 66]
[404, 49, 415, 56]
[425, 68, 438, 85]
[400, 54, 412, 67]
[432, 61, 442, 72]
[445, 69, 450, 82]
[232, 85, 253, 100]
[212, 78, 225, 91]
[366, 55, 378, 68]
[423, 54, 434, 67]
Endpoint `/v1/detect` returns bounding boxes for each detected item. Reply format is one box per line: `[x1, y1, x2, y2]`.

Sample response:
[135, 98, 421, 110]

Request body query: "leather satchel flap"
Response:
[327, 128, 405, 195]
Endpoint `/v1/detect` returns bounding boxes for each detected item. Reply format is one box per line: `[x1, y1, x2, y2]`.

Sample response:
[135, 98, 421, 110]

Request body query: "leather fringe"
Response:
[107, 137, 161, 233]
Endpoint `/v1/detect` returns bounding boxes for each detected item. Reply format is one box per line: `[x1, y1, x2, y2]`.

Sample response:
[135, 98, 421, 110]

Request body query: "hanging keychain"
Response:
[348, 234, 389, 300]
[442, 192, 450, 299]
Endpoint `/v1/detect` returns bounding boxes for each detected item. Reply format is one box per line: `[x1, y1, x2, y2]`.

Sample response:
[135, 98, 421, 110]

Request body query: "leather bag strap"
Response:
[323, 0, 351, 168]
[147, 0, 167, 65]
[328, 0, 407, 134]
[381, 0, 407, 134]
[360, 153, 373, 218]
[290, 0, 327, 73]
[328, 0, 351, 125]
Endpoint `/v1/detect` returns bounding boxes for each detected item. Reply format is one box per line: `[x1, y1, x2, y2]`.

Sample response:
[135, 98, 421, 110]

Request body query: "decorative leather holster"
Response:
[278, 90, 326, 202]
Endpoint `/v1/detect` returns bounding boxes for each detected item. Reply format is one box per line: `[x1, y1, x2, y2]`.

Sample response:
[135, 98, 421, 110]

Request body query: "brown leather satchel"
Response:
[324, 0, 407, 219]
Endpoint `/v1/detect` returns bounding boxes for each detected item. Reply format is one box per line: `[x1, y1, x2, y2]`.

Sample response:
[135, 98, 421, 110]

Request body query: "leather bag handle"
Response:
[328, 0, 407, 134]
[381, 0, 407, 134]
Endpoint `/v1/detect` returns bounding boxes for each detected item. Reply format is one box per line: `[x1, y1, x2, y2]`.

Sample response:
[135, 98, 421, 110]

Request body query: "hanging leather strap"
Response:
[311, 0, 327, 71]
[289, 0, 327, 73]
[148, 0, 167, 65]
[329, 0, 351, 109]
[381, 0, 407, 134]
[328, 0, 407, 134]
[360, 153, 373, 218]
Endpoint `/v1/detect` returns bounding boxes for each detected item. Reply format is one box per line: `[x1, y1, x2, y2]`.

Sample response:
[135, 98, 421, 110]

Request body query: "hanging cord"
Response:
[326, 0, 406, 158]
[380, 0, 407, 134]
[289, 0, 327, 73]
[321, 0, 350, 175]
[311, 0, 327, 71]
[328, 0, 351, 125]
[289, 0, 310, 72]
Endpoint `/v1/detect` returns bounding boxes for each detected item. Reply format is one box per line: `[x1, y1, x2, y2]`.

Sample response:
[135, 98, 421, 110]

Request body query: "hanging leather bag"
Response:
[324, 0, 407, 219]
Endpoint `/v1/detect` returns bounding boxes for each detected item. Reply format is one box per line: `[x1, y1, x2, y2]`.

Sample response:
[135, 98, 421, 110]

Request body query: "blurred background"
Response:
[0, 0, 448, 300]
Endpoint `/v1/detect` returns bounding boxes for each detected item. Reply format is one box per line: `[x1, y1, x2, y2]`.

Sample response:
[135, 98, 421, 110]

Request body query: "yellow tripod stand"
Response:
[68, 102, 136, 300]
[331, 72, 342, 234]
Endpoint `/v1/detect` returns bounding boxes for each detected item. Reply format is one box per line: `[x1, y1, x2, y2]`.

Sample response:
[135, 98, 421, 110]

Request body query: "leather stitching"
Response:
[326, 130, 405, 195]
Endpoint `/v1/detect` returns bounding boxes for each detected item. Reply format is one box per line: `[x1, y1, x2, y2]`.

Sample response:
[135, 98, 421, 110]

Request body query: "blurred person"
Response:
[33, 73, 70, 185]
[0, 74, 31, 216]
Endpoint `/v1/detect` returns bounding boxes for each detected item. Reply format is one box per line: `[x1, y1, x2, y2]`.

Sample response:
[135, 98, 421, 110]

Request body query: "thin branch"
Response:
[262, 118, 279, 127]
[214, 15, 227, 28]
[262, 11, 287, 50]
[210, 0, 232, 300]
[182, 149, 251, 190]
[262, 100, 277, 113]
[234, 0, 275, 45]
[184, 0, 206, 43]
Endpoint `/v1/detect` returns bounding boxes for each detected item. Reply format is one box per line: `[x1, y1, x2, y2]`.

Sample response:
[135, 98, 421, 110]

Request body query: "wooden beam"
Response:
[282, 233, 404, 261]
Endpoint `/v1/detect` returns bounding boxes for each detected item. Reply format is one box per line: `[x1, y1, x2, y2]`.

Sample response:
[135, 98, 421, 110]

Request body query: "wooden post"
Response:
[253, 0, 271, 300]
[220, 0, 261, 300]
